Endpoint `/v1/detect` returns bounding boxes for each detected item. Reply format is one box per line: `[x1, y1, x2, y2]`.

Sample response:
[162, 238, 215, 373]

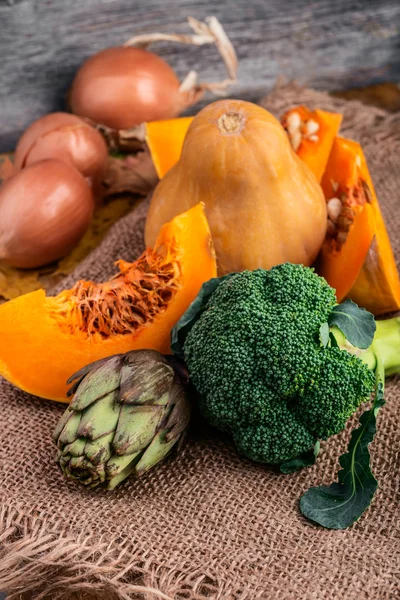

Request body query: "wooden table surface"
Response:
[1, 0, 400, 151]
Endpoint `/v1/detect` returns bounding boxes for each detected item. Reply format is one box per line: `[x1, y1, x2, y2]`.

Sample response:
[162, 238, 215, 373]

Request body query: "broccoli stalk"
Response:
[331, 316, 400, 376]
[300, 316, 399, 529]
[362, 317, 400, 376]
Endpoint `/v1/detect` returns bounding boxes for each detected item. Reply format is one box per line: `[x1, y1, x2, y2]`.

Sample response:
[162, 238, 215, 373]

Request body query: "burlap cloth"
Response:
[0, 84, 399, 600]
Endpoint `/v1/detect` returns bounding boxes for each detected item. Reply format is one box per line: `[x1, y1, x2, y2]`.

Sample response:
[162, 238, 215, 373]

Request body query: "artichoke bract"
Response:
[53, 350, 190, 489]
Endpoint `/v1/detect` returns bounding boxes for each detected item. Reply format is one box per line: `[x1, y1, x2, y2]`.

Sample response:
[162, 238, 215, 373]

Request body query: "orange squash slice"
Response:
[281, 106, 342, 182]
[0, 203, 216, 401]
[317, 136, 400, 315]
[146, 117, 193, 179]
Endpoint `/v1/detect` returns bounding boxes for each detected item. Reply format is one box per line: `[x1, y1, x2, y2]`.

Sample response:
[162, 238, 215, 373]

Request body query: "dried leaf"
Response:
[101, 152, 158, 199]
[56, 195, 143, 273]
[95, 123, 147, 154]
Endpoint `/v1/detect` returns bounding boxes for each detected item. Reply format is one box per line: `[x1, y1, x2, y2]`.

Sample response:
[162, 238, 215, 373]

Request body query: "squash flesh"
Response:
[145, 117, 193, 179]
[318, 203, 374, 300]
[348, 144, 400, 314]
[0, 204, 216, 402]
[281, 106, 342, 182]
[318, 136, 400, 314]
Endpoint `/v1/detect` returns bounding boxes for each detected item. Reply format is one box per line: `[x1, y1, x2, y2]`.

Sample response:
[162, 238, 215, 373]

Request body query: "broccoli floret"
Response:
[183, 264, 375, 465]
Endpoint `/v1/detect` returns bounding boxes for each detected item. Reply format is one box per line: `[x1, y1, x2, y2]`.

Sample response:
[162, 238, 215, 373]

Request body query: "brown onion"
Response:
[69, 47, 191, 130]
[14, 113, 108, 184]
[69, 17, 238, 130]
[0, 160, 94, 269]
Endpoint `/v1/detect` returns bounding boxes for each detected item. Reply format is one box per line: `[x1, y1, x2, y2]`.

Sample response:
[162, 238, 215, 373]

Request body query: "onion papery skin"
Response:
[14, 113, 108, 185]
[69, 47, 190, 130]
[0, 159, 94, 269]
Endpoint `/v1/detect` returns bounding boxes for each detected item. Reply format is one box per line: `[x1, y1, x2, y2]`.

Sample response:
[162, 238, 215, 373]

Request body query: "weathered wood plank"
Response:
[0, 0, 399, 151]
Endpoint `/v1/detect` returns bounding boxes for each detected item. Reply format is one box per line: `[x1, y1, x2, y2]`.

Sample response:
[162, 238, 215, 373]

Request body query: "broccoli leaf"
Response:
[319, 323, 330, 347]
[299, 359, 385, 529]
[328, 299, 376, 350]
[280, 441, 320, 474]
[171, 274, 235, 357]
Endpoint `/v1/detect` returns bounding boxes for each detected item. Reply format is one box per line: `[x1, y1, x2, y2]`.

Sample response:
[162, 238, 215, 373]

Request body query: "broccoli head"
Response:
[183, 264, 375, 465]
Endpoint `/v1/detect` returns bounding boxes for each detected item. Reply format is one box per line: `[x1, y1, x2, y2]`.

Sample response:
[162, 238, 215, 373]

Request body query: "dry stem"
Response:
[124, 16, 237, 96]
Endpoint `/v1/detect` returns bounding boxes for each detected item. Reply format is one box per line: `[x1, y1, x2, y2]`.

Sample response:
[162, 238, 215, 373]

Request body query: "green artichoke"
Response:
[54, 350, 190, 489]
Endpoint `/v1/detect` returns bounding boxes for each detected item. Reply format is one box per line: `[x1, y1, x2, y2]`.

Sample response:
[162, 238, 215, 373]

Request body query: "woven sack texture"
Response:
[0, 83, 399, 600]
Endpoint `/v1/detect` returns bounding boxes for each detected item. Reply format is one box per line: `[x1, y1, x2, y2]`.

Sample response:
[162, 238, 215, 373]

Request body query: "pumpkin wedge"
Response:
[146, 117, 193, 179]
[317, 136, 400, 315]
[281, 106, 342, 182]
[0, 203, 216, 402]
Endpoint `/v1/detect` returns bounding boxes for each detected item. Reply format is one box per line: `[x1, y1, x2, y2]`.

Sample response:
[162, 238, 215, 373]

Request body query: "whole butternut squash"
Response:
[145, 99, 327, 274]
